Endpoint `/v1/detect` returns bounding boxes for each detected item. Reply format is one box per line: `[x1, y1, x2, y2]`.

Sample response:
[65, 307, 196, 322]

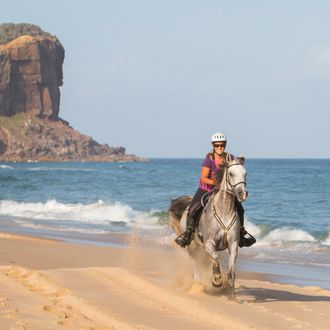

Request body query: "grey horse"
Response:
[169, 157, 248, 297]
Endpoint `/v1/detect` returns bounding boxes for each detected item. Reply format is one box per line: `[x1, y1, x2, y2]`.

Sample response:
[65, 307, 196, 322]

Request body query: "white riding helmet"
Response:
[211, 132, 227, 143]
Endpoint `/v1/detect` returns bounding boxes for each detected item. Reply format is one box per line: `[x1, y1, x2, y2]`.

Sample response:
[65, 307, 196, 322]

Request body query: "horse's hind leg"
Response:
[193, 262, 201, 283]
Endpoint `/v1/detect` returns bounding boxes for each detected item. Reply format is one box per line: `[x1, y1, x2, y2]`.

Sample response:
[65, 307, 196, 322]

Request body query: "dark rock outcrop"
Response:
[0, 23, 64, 118]
[0, 24, 144, 162]
[0, 114, 143, 162]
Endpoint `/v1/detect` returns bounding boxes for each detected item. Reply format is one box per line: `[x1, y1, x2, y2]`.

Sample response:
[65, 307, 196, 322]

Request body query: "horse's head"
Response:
[225, 157, 248, 202]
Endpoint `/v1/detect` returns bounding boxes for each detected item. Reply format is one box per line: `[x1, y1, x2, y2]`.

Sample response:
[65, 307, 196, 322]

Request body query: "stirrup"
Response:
[174, 228, 193, 248]
[175, 234, 189, 248]
[239, 229, 256, 248]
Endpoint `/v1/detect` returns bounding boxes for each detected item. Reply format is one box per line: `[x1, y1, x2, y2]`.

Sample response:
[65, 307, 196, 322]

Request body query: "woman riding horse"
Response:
[175, 132, 256, 248]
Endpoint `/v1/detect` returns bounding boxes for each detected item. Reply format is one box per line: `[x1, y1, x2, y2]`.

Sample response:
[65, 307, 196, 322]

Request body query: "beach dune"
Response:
[0, 232, 329, 329]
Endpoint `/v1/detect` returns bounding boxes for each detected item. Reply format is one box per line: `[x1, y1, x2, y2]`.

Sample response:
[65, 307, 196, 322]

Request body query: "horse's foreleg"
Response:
[205, 239, 218, 260]
[212, 261, 222, 287]
[227, 242, 238, 298]
[227, 242, 238, 286]
[205, 239, 222, 287]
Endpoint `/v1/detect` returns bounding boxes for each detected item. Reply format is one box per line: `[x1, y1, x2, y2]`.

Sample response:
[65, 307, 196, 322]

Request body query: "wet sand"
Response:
[0, 231, 329, 329]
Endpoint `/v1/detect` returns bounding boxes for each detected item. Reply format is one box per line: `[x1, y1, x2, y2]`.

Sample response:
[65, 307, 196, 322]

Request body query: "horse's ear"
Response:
[238, 154, 245, 163]
[226, 153, 235, 162]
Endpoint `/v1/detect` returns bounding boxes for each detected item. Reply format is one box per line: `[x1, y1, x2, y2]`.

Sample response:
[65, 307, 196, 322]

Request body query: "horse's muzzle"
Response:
[236, 188, 248, 202]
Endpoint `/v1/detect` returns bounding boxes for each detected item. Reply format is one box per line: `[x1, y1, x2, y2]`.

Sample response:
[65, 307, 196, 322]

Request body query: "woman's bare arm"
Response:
[200, 167, 214, 185]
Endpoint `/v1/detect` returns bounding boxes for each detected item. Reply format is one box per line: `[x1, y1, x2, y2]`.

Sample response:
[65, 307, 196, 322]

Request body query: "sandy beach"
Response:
[0, 232, 329, 329]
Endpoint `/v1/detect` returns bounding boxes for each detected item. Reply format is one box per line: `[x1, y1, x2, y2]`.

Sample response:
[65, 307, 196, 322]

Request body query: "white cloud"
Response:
[307, 44, 330, 79]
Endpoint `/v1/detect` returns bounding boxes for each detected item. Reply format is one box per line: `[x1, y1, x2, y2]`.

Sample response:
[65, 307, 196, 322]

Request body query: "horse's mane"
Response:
[214, 152, 233, 186]
[215, 165, 225, 186]
[214, 154, 245, 186]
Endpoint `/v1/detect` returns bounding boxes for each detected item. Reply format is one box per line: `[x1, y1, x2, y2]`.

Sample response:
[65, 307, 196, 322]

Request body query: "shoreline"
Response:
[1, 222, 330, 290]
[0, 230, 330, 329]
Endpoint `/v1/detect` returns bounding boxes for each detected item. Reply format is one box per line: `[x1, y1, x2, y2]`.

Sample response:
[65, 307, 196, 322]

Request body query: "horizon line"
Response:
[145, 156, 330, 160]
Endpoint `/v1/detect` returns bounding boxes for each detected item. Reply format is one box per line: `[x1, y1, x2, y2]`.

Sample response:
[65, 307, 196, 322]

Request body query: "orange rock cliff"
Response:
[0, 23, 144, 162]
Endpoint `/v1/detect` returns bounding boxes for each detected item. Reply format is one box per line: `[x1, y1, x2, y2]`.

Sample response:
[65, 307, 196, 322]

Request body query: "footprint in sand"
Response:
[43, 301, 75, 326]
[0, 297, 10, 307]
[48, 287, 70, 298]
[43, 304, 56, 312]
[13, 321, 33, 330]
[2, 307, 19, 319]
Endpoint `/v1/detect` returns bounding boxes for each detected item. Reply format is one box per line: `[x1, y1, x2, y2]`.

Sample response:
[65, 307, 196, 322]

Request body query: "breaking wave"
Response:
[322, 232, 330, 246]
[262, 228, 315, 242]
[241, 218, 329, 245]
[0, 165, 14, 169]
[0, 199, 161, 230]
[0, 199, 329, 247]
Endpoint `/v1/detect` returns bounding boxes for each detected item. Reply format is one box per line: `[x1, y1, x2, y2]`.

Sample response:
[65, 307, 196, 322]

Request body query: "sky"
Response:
[1, 0, 330, 158]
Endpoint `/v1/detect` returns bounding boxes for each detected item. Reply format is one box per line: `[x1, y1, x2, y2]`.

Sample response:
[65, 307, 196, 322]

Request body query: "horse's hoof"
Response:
[227, 294, 237, 302]
[226, 286, 236, 299]
[212, 276, 222, 287]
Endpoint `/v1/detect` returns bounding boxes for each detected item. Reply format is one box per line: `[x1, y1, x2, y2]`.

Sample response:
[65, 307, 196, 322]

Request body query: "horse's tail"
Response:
[168, 195, 192, 235]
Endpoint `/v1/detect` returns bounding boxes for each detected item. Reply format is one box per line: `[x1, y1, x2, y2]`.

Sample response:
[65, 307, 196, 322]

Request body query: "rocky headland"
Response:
[0, 23, 143, 162]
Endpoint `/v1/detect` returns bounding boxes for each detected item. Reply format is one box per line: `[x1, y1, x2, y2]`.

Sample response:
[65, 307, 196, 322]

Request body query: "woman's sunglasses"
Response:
[213, 144, 226, 148]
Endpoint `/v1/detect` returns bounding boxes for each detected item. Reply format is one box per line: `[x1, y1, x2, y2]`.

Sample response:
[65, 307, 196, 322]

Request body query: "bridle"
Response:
[225, 162, 247, 193]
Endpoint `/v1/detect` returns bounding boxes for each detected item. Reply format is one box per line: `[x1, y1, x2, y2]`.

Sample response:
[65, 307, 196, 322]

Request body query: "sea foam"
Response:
[262, 227, 315, 242]
[0, 164, 13, 169]
[244, 218, 262, 238]
[0, 199, 159, 228]
[322, 232, 330, 246]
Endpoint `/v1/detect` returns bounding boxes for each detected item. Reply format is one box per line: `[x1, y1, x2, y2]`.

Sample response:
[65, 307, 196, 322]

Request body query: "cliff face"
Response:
[0, 24, 64, 118]
[0, 24, 143, 162]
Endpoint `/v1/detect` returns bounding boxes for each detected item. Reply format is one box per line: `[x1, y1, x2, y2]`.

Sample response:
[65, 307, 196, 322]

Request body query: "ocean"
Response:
[1, 159, 330, 288]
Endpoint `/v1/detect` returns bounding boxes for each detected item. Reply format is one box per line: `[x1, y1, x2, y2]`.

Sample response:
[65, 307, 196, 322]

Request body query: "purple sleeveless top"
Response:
[199, 153, 234, 192]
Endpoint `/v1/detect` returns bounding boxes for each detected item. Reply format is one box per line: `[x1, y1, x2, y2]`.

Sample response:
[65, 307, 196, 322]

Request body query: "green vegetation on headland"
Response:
[0, 23, 60, 46]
